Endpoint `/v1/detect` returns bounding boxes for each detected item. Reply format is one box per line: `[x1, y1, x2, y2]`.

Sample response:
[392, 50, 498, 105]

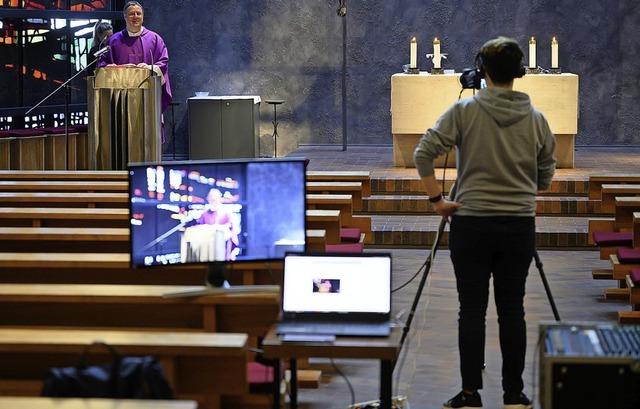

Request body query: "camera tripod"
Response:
[395, 190, 561, 368]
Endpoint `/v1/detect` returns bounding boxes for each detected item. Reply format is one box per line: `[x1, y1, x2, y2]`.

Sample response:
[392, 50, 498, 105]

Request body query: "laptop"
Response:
[275, 252, 392, 338]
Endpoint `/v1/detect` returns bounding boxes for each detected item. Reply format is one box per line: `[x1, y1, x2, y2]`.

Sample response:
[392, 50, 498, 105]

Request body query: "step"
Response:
[370, 177, 589, 196]
[370, 215, 590, 249]
[362, 195, 604, 216]
[592, 268, 614, 280]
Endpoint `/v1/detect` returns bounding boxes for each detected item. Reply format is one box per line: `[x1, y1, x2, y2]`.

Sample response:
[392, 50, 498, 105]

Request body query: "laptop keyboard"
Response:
[276, 320, 391, 337]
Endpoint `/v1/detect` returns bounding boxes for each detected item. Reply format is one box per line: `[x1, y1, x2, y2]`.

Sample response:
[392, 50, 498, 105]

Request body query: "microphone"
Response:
[137, 50, 157, 88]
[149, 50, 156, 77]
[93, 46, 110, 58]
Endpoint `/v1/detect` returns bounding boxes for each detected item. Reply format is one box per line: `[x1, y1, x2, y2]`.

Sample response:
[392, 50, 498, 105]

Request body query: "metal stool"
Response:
[265, 99, 285, 158]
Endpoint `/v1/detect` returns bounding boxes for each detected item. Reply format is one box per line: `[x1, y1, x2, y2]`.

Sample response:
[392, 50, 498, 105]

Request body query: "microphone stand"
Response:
[25, 53, 103, 170]
[337, 0, 348, 152]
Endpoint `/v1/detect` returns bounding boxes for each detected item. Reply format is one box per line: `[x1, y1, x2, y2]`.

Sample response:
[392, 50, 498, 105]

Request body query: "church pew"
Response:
[0, 252, 287, 289]
[588, 197, 640, 263]
[618, 272, 640, 324]
[603, 254, 640, 300]
[0, 226, 129, 253]
[600, 184, 640, 214]
[0, 230, 319, 289]
[0, 207, 129, 228]
[588, 173, 640, 200]
[0, 283, 280, 338]
[307, 194, 354, 226]
[0, 327, 248, 409]
[305, 181, 363, 211]
[306, 229, 326, 252]
[0, 397, 197, 409]
[305, 170, 371, 197]
[305, 209, 341, 244]
[588, 217, 615, 245]
[615, 196, 640, 232]
[306, 193, 372, 243]
[0, 252, 203, 285]
[0, 180, 128, 193]
[0, 170, 128, 181]
[0, 192, 128, 208]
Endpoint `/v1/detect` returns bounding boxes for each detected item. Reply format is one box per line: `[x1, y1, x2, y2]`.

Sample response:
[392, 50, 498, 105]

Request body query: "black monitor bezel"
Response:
[126, 157, 308, 278]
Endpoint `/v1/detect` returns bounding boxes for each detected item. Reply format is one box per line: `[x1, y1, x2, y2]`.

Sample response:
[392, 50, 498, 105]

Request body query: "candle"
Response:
[551, 37, 559, 68]
[433, 37, 441, 69]
[529, 37, 536, 68]
[410, 37, 417, 69]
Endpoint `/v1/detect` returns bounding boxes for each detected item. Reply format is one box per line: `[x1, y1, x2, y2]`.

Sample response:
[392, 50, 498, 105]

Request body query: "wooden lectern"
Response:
[88, 67, 162, 170]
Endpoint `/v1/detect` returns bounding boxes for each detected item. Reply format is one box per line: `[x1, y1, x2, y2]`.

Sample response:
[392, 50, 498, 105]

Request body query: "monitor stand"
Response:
[162, 263, 280, 298]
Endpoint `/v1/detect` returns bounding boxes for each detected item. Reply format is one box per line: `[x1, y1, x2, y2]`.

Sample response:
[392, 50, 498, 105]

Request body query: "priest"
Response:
[99, 1, 172, 141]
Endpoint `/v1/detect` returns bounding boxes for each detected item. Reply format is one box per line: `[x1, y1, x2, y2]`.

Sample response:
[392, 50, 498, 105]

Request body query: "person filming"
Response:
[414, 36, 557, 409]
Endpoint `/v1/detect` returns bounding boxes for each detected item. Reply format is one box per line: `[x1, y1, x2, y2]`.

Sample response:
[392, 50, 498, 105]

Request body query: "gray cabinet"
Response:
[188, 96, 260, 160]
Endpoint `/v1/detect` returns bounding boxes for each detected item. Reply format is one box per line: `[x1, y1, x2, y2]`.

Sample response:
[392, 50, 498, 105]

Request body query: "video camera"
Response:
[459, 67, 483, 90]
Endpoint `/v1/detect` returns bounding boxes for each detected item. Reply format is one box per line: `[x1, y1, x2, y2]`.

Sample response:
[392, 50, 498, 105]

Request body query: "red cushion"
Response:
[340, 227, 361, 243]
[247, 362, 276, 393]
[8, 129, 45, 137]
[630, 269, 640, 286]
[325, 242, 364, 253]
[616, 248, 640, 264]
[592, 231, 633, 246]
[42, 126, 78, 134]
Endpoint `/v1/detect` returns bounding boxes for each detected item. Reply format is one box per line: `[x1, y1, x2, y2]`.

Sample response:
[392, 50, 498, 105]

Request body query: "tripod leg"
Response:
[533, 250, 561, 321]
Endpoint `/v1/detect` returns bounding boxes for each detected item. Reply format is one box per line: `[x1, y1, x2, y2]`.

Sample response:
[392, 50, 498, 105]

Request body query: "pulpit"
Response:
[88, 67, 162, 170]
[181, 224, 230, 263]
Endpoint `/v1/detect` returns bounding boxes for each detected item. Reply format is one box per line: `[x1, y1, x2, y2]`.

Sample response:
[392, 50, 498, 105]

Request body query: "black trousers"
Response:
[448, 215, 535, 393]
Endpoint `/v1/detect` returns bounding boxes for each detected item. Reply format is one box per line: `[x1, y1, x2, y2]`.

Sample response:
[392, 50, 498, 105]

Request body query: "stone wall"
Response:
[146, 1, 640, 158]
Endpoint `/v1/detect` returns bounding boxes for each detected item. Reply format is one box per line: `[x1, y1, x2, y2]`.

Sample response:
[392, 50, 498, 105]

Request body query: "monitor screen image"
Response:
[128, 158, 307, 270]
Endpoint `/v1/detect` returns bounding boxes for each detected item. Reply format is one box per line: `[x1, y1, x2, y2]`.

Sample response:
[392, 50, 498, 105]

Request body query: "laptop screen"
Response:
[282, 252, 392, 315]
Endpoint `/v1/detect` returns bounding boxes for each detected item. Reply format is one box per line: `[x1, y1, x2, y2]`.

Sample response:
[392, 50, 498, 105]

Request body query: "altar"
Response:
[390, 73, 579, 168]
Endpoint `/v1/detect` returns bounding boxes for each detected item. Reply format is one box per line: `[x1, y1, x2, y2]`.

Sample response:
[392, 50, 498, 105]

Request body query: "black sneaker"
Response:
[443, 390, 483, 409]
[503, 392, 533, 409]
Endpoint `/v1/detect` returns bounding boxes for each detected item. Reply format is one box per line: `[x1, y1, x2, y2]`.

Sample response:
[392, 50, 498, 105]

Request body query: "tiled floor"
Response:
[280, 145, 640, 409]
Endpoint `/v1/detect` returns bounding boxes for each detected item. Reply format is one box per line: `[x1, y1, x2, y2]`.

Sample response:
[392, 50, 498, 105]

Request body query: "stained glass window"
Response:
[1, 1, 110, 10]
[0, 1, 119, 128]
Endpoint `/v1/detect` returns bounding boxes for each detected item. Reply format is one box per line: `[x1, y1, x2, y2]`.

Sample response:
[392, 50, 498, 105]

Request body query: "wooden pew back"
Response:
[588, 173, 640, 200]
[0, 207, 129, 228]
[0, 192, 128, 208]
[0, 327, 248, 409]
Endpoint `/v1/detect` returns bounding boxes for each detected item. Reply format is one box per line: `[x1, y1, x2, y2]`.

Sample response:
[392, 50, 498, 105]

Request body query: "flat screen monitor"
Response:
[127, 158, 307, 288]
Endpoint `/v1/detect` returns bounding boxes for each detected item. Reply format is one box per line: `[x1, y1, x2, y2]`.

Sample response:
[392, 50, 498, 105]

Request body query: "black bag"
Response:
[41, 341, 174, 399]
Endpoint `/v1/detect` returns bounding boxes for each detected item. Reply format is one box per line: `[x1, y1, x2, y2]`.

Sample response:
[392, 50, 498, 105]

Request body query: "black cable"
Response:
[263, 260, 276, 284]
[331, 358, 356, 406]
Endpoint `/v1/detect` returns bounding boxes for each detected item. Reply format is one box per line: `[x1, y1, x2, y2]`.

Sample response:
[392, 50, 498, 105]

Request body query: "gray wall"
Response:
[145, 1, 640, 158]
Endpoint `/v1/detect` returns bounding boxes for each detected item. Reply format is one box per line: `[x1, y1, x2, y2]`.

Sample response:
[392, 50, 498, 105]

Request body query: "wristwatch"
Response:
[428, 193, 443, 203]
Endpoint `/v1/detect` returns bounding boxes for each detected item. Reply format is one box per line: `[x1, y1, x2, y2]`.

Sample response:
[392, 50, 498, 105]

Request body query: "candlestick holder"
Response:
[526, 67, 541, 75]
[430, 67, 444, 75]
[407, 67, 420, 75]
[549, 67, 562, 74]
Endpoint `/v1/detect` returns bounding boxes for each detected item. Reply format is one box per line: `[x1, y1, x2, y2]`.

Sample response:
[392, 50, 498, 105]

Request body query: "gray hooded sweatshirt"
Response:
[414, 86, 557, 217]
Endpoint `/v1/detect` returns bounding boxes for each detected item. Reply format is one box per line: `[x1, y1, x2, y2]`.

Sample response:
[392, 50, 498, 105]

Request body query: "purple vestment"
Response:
[99, 27, 172, 138]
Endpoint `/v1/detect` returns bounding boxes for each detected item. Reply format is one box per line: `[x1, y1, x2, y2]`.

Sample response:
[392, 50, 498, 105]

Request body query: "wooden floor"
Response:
[280, 145, 639, 409]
